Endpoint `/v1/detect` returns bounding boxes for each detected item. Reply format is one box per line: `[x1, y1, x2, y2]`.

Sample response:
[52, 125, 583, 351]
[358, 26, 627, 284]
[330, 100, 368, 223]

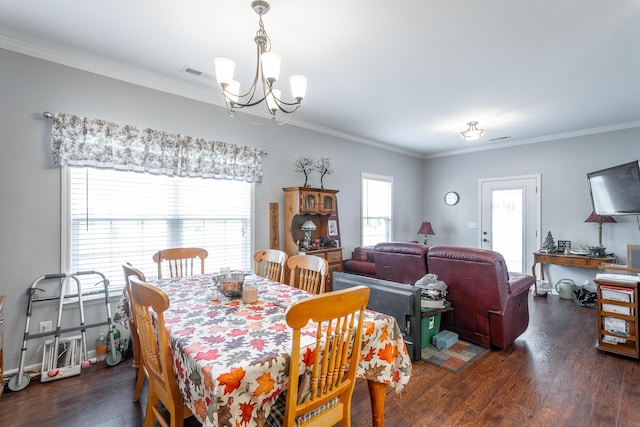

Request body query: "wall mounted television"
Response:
[587, 160, 640, 215]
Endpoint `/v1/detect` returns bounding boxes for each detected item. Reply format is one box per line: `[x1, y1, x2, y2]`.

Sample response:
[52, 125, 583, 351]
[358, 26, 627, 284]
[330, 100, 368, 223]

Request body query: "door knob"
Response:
[483, 238, 490, 242]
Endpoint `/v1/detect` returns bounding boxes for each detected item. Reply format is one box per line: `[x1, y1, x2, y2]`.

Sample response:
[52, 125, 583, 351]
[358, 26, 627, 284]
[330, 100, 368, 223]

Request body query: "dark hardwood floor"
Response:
[2, 294, 639, 426]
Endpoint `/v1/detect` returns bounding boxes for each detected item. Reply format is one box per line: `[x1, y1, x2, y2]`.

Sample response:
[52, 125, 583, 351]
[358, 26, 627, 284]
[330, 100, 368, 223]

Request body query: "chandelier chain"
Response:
[256, 15, 271, 52]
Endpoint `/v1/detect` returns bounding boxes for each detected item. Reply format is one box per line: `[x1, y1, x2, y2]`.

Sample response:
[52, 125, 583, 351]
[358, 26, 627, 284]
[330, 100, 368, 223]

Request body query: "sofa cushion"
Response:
[343, 259, 376, 276]
[353, 246, 373, 262]
[374, 242, 428, 284]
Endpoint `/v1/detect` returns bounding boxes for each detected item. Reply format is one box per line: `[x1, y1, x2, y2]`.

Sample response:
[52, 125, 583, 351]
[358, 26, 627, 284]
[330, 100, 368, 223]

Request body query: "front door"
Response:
[479, 175, 540, 274]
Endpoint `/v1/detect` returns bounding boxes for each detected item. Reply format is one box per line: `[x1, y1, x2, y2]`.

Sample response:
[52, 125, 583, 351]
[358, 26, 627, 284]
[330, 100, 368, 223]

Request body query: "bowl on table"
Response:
[212, 272, 250, 298]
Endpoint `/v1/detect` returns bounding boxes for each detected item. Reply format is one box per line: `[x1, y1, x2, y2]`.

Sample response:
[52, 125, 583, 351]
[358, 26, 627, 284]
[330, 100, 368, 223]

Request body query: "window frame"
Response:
[361, 173, 394, 246]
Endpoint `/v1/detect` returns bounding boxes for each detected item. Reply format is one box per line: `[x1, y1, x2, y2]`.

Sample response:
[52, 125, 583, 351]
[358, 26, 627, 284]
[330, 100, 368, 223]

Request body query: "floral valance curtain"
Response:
[50, 113, 263, 182]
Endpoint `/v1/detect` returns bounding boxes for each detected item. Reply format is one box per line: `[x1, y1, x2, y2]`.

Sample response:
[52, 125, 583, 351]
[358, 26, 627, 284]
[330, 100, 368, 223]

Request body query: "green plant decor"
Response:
[542, 231, 557, 253]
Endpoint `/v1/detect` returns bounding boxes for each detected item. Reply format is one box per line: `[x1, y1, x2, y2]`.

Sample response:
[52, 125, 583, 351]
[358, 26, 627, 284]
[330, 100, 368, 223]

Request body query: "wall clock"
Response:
[444, 191, 459, 206]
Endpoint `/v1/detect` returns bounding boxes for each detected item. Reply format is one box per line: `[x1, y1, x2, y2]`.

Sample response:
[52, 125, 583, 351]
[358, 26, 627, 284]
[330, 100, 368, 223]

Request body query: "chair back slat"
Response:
[152, 247, 208, 279]
[287, 254, 328, 294]
[284, 285, 370, 426]
[254, 249, 288, 282]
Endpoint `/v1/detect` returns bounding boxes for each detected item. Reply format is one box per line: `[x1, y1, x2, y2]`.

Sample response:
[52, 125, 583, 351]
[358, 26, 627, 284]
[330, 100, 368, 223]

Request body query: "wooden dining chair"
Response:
[283, 285, 370, 427]
[152, 247, 208, 279]
[253, 249, 288, 282]
[121, 262, 147, 402]
[128, 277, 193, 427]
[287, 254, 329, 294]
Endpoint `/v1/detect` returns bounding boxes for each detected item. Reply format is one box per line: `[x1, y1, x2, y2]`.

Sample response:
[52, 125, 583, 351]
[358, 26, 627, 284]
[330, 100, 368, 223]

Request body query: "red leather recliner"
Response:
[374, 242, 428, 285]
[427, 245, 534, 349]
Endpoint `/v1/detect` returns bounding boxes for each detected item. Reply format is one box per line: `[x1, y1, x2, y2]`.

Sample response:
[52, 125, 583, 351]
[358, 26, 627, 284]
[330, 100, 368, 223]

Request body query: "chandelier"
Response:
[460, 121, 485, 141]
[214, 1, 307, 124]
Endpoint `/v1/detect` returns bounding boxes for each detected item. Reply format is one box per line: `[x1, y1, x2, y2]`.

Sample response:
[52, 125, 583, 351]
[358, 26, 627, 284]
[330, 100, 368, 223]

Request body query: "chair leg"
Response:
[144, 386, 159, 427]
[133, 366, 146, 402]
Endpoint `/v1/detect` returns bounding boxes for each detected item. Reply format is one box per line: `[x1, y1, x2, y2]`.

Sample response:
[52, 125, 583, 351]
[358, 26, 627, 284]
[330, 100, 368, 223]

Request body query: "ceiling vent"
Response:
[183, 67, 203, 76]
[489, 136, 512, 142]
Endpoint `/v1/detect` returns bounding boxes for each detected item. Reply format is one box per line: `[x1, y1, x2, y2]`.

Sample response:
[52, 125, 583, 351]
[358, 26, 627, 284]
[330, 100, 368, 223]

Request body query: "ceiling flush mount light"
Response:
[214, 1, 307, 125]
[460, 121, 485, 141]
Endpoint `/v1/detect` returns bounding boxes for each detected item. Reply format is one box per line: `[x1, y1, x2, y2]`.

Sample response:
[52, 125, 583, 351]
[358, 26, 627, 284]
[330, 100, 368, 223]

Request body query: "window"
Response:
[62, 167, 253, 294]
[361, 174, 393, 246]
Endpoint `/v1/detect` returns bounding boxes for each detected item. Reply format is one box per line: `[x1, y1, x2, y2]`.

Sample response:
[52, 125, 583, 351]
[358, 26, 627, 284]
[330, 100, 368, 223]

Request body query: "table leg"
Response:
[367, 380, 386, 427]
[531, 261, 547, 298]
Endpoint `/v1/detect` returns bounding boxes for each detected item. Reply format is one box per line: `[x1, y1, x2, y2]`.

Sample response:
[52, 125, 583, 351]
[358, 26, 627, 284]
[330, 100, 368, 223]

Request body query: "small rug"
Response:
[421, 339, 489, 374]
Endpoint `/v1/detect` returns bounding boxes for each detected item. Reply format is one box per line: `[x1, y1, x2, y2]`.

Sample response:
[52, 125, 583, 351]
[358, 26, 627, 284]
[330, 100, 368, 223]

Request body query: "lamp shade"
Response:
[417, 222, 435, 235]
[214, 57, 235, 86]
[301, 220, 316, 231]
[584, 212, 617, 224]
[289, 75, 307, 100]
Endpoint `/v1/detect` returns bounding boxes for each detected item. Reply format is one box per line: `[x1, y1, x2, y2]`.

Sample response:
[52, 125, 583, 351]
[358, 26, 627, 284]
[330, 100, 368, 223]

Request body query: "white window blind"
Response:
[361, 174, 393, 246]
[63, 167, 253, 294]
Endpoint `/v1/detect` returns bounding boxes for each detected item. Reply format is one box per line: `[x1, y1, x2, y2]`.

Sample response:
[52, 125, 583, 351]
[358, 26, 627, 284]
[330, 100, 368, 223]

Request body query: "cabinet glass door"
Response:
[320, 194, 335, 213]
[301, 192, 317, 213]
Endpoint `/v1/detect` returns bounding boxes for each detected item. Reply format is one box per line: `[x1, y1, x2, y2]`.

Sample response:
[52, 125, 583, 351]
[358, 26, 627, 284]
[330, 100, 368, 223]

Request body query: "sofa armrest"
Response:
[508, 274, 535, 296]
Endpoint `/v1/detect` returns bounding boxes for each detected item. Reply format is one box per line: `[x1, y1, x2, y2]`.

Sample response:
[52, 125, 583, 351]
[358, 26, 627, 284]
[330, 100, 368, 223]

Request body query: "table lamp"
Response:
[417, 221, 435, 245]
[301, 219, 316, 248]
[584, 212, 616, 247]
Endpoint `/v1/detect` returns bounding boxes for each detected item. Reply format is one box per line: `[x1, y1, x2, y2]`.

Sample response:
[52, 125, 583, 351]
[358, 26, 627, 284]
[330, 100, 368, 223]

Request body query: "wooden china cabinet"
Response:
[283, 187, 343, 291]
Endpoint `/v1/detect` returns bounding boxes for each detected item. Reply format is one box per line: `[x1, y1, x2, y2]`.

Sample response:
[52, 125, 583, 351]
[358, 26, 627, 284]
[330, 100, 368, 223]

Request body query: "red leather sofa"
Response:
[343, 242, 428, 284]
[427, 245, 534, 349]
[343, 246, 376, 277]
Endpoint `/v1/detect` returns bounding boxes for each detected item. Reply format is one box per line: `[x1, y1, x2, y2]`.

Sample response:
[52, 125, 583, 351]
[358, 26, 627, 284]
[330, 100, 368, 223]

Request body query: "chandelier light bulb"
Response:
[226, 80, 241, 104]
[261, 52, 281, 83]
[214, 58, 235, 86]
[266, 89, 280, 113]
[289, 75, 307, 101]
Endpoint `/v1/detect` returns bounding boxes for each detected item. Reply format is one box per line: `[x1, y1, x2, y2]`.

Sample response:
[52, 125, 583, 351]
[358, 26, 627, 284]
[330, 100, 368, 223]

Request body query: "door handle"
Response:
[483, 238, 490, 242]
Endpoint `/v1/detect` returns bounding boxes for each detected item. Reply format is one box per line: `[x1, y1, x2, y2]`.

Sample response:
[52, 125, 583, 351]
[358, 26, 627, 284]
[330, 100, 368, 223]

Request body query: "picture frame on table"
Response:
[328, 219, 338, 236]
[557, 240, 571, 253]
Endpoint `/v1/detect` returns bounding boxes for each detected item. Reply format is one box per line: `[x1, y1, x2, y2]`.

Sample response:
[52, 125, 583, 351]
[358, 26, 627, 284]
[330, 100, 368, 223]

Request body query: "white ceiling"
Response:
[1, 0, 639, 158]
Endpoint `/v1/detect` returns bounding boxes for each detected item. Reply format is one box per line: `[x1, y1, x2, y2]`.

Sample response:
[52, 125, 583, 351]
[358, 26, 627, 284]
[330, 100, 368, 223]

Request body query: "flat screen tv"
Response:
[587, 160, 640, 215]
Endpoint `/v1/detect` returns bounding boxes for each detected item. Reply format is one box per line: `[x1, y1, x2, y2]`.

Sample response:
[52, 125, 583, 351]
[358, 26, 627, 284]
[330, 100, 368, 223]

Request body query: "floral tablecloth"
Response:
[116, 274, 412, 426]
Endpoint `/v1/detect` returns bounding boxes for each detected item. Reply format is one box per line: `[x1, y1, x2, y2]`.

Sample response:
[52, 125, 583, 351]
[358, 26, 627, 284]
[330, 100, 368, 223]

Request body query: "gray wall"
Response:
[3, 46, 639, 374]
[0, 48, 423, 371]
[424, 128, 640, 285]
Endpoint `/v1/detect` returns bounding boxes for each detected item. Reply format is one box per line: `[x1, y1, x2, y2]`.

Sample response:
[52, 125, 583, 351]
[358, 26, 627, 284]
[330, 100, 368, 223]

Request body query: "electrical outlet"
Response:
[39, 320, 52, 333]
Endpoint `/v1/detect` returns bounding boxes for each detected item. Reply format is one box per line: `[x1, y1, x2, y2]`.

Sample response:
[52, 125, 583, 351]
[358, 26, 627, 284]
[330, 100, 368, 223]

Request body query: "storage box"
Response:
[432, 330, 458, 349]
[421, 313, 442, 348]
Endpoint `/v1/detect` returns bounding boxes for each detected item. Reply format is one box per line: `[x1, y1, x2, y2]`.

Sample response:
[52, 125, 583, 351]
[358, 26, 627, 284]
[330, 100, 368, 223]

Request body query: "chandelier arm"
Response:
[271, 93, 301, 112]
[224, 89, 276, 109]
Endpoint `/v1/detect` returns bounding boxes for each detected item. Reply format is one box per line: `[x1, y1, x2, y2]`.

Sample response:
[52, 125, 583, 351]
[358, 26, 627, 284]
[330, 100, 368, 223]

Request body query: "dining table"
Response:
[115, 273, 412, 427]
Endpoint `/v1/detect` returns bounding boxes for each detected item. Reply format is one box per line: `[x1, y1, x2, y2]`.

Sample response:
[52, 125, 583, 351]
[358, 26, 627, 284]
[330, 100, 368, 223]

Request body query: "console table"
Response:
[531, 252, 615, 296]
